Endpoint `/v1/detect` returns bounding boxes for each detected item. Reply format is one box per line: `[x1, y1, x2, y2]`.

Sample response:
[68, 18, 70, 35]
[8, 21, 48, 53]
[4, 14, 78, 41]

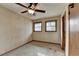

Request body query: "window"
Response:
[33, 22, 42, 32]
[45, 20, 57, 32]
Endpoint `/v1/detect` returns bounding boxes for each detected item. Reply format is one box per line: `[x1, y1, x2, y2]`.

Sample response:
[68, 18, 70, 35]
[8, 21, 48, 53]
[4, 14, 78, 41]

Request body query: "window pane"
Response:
[35, 27, 41, 31]
[51, 22, 55, 26]
[46, 22, 50, 26]
[35, 23, 41, 27]
[46, 22, 55, 27]
[46, 27, 55, 31]
[34, 22, 41, 31]
[46, 21, 56, 31]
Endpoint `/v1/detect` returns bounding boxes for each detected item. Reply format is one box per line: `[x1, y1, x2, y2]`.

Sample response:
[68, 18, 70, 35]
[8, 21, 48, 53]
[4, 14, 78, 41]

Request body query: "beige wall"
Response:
[0, 6, 32, 55]
[32, 16, 61, 44]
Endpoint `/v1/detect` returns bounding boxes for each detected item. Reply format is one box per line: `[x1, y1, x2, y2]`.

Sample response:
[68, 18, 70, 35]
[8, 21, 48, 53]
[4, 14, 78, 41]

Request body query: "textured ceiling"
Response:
[0, 3, 68, 20]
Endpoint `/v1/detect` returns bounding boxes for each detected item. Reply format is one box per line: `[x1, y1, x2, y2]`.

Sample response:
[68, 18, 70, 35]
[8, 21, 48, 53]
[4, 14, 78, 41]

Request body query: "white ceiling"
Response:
[0, 3, 68, 20]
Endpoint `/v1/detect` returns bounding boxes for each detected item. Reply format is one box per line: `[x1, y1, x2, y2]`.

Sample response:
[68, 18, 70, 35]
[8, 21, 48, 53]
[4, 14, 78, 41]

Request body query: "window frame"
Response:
[33, 22, 42, 32]
[45, 20, 57, 32]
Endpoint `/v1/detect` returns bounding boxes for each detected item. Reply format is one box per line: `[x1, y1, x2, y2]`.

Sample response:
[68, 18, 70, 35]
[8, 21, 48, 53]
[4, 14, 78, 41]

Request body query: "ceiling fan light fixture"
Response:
[28, 9, 35, 15]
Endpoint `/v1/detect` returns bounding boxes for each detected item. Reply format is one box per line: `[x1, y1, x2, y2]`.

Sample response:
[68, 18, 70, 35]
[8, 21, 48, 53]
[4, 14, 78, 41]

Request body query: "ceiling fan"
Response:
[16, 3, 46, 15]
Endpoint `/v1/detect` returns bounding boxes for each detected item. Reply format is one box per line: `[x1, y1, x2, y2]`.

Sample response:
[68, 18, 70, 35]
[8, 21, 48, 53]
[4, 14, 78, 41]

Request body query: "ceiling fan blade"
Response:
[34, 3, 38, 6]
[28, 3, 33, 8]
[34, 3, 38, 9]
[35, 9, 45, 13]
[16, 3, 28, 8]
[21, 10, 28, 13]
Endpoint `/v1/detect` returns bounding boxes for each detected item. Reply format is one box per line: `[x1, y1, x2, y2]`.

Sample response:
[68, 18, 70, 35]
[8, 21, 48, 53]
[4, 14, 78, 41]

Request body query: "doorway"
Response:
[61, 12, 66, 50]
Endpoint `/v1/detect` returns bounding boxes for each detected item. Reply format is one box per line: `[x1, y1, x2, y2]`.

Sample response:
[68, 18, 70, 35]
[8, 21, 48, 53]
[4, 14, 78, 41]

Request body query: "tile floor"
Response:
[3, 41, 65, 56]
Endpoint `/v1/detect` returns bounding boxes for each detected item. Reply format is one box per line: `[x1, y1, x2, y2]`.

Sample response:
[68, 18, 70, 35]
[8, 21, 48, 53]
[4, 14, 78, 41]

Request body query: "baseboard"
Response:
[32, 40, 60, 45]
[0, 40, 33, 56]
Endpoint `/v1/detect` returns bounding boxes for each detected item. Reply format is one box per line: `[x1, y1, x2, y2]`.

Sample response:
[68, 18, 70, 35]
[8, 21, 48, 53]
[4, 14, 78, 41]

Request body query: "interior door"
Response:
[69, 3, 79, 55]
